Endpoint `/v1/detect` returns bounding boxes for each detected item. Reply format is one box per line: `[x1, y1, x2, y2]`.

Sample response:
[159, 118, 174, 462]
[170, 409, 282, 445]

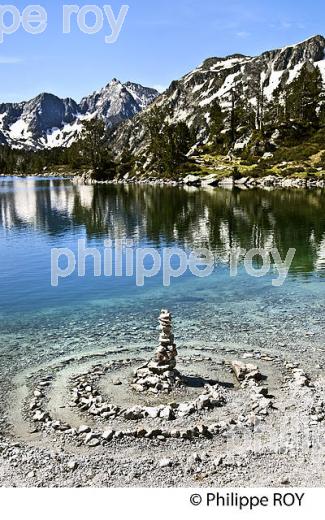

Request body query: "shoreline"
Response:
[78, 174, 325, 189]
[0, 252, 324, 488]
[2, 172, 325, 189]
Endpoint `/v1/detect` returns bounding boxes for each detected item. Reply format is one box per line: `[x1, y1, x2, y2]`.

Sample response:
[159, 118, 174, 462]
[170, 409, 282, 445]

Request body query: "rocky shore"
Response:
[2, 169, 325, 189]
[0, 265, 324, 490]
[71, 171, 325, 189]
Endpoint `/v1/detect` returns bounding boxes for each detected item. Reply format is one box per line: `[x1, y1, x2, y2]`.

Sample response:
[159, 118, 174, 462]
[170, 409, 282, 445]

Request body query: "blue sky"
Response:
[0, 0, 324, 103]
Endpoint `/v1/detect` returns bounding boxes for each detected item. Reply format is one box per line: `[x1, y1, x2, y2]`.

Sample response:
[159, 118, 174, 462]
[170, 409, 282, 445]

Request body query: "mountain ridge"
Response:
[2, 35, 325, 156]
[0, 80, 159, 150]
[110, 34, 325, 162]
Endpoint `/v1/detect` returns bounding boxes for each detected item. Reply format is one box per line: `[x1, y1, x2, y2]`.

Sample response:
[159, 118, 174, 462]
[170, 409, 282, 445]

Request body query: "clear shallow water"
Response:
[0, 176, 325, 369]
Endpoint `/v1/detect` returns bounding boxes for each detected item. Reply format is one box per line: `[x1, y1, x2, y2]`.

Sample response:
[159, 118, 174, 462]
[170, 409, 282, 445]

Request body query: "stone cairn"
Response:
[132, 309, 183, 393]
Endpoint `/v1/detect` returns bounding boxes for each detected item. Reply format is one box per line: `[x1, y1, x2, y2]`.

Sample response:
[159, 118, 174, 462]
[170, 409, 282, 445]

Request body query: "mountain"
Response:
[79, 79, 158, 125]
[2, 34, 325, 169]
[0, 80, 159, 150]
[112, 35, 325, 157]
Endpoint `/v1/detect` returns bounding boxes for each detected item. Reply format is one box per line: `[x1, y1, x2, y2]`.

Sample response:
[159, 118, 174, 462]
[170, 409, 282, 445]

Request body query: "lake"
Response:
[1, 176, 325, 372]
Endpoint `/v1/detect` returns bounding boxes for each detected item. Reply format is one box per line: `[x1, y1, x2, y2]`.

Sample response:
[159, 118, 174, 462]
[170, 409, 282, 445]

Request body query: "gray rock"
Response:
[67, 461, 78, 471]
[102, 430, 114, 441]
[86, 438, 100, 448]
[85, 432, 98, 444]
[231, 361, 262, 382]
[159, 458, 173, 468]
[145, 407, 161, 419]
[33, 410, 49, 422]
[160, 406, 174, 420]
[78, 425, 91, 435]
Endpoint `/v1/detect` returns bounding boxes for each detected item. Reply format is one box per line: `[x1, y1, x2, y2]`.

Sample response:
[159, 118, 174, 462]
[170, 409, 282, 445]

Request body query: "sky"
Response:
[0, 0, 324, 103]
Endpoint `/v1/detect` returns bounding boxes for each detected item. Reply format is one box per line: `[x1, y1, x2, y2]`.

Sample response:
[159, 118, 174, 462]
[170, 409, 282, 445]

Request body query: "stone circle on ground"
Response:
[9, 310, 322, 454]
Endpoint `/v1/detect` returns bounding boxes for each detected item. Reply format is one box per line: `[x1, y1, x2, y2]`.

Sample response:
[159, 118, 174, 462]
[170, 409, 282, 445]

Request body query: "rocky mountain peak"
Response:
[79, 79, 159, 128]
[0, 79, 159, 149]
[270, 35, 325, 71]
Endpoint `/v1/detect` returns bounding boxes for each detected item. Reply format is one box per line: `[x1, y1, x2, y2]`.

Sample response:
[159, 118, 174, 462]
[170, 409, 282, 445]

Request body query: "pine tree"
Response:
[225, 88, 246, 145]
[80, 118, 116, 179]
[144, 107, 193, 176]
[285, 63, 323, 125]
[253, 73, 266, 132]
[117, 148, 134, 178]
[264, 81, 285, 126]
[209, 101, 226, 149]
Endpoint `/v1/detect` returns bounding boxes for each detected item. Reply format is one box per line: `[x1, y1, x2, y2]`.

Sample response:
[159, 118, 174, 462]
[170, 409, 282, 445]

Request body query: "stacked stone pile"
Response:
[132, 310, 183, 393]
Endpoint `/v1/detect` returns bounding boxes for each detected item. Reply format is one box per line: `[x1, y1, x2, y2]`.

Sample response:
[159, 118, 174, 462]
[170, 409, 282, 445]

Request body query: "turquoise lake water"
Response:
[0, 176, 325, 369]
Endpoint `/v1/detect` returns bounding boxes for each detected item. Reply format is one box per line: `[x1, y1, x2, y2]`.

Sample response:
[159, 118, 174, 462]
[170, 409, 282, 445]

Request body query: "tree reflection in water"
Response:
[1, 177, 325, 275]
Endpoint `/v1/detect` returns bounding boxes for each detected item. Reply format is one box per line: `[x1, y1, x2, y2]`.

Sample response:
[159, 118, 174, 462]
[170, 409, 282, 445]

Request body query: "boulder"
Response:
[219, 177, 234, 187]
[234, 177, 249, 185]
[160, 406, 174, 420]
[145, 407, 161, 419]
[201, 174, 219, 187]
[159, 458, 173, 468]
[183, 174, 201, 186]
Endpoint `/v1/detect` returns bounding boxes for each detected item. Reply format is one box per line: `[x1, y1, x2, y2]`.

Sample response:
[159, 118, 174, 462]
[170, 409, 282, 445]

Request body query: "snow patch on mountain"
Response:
[9, 119, 32, 140]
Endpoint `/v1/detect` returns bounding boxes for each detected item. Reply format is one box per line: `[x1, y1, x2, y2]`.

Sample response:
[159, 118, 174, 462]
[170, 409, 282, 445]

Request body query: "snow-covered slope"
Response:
[113, 35, 325, 154]
[0, 80, 158, 150]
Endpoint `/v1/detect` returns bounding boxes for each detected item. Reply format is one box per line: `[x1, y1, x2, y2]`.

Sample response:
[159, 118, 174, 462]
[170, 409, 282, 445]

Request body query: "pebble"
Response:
[78, 425, 91, 435]
[85, 432, 97, 443]
[102, 430, 114, 441]
[159, 458, 173, 468]
[67, 461, 78, 471]
[213, 456, 223, 468]
[87, 438, 100, 448]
